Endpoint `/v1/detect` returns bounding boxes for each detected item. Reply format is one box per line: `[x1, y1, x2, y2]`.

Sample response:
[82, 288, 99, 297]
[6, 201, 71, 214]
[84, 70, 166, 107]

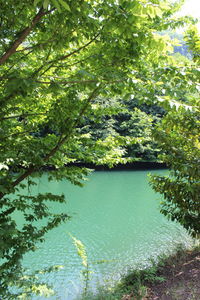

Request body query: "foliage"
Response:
[0, 0, 196, 297]
[150, 102, 200, 237]
[70, 234, 90, 296]
[185, 26, 200, 62]
[70, 234, 109, 298]
[81, 98, 162, 162]
[150, 27, 200, 237]
[116, 107, 161, 162]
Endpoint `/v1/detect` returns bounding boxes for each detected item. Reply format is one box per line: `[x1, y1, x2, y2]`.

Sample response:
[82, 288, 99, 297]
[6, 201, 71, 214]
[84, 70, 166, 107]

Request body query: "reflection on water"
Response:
[21, 170, 192, 299]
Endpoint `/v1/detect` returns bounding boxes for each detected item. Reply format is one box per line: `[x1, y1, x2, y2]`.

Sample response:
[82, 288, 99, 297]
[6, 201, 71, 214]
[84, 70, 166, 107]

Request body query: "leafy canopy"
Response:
[150, 26, 200, 237]
[0, 0, 197, 298]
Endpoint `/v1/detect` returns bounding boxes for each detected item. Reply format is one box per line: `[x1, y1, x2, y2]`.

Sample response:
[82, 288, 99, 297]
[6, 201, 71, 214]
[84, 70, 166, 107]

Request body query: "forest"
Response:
[0, 0, 199, 299]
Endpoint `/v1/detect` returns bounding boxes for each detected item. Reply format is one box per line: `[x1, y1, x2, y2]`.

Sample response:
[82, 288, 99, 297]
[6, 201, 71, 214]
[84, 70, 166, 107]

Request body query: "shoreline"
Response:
[80, 244, 200, 300]
[43, 161, 167, 172]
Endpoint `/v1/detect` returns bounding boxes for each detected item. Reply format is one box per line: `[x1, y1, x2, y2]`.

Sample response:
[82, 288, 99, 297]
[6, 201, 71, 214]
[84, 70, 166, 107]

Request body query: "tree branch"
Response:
[0, 112, 46, 121]
[44, 85, 101, 161]
[49, 32, 101, 64]
[0, 85, 102, 201]
[2, 130, 32, 139]
[0, 8, 54, 65]
[15, 38, 56, 53]
[36, 79, 123, 85]
[33, 32, 101, 77]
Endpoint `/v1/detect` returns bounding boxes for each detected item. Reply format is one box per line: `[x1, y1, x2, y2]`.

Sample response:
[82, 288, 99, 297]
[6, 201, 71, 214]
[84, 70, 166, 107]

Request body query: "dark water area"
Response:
[20, 170, 191, 299]
[45, 161, 167, 171]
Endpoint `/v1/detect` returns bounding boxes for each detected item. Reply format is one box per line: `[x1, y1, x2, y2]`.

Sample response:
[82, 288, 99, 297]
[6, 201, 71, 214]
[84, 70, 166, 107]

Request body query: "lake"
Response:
[21, 170, 191, 299]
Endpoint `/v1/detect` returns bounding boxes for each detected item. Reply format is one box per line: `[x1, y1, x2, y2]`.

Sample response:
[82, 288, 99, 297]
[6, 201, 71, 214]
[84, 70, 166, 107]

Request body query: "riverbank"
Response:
[123, 245, 200, 300]
[144, 245, 200, 300]
[81, 244, 200, 300]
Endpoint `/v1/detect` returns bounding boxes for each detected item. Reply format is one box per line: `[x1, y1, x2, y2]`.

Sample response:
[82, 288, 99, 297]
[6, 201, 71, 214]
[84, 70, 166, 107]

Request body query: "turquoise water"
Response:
[21, 170, 191, 299]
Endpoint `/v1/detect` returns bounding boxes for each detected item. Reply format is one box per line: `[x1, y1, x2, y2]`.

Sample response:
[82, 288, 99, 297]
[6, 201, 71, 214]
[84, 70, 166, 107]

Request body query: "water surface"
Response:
[22, 170, 191, 299]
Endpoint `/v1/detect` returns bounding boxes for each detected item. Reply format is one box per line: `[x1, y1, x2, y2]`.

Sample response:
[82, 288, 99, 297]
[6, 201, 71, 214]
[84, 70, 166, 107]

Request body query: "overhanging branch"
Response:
[0, 8, 54, 65]
[0, 84, 102, 201]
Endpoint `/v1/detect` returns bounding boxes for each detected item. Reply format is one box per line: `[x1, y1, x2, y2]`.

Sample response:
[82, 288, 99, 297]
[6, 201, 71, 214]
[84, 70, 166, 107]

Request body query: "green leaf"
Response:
[51, 0, 61, 11]
[58, 0, 71, 11]
[43, 0, 49, 9]
[34, 0, 42, 6]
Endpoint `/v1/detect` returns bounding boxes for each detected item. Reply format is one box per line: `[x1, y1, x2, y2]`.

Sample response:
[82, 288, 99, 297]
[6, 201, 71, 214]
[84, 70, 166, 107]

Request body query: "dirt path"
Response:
[146, 249, 200, 300]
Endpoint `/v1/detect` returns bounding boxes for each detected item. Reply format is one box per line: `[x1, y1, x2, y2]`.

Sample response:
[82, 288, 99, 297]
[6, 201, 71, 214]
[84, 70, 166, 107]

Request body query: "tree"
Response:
[150, 103, 200, 237]
[116, 107, 161, 161]
[79, 97, 163, 162]
[150, 26, 200, 237]
[0, 0, 193, 298]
